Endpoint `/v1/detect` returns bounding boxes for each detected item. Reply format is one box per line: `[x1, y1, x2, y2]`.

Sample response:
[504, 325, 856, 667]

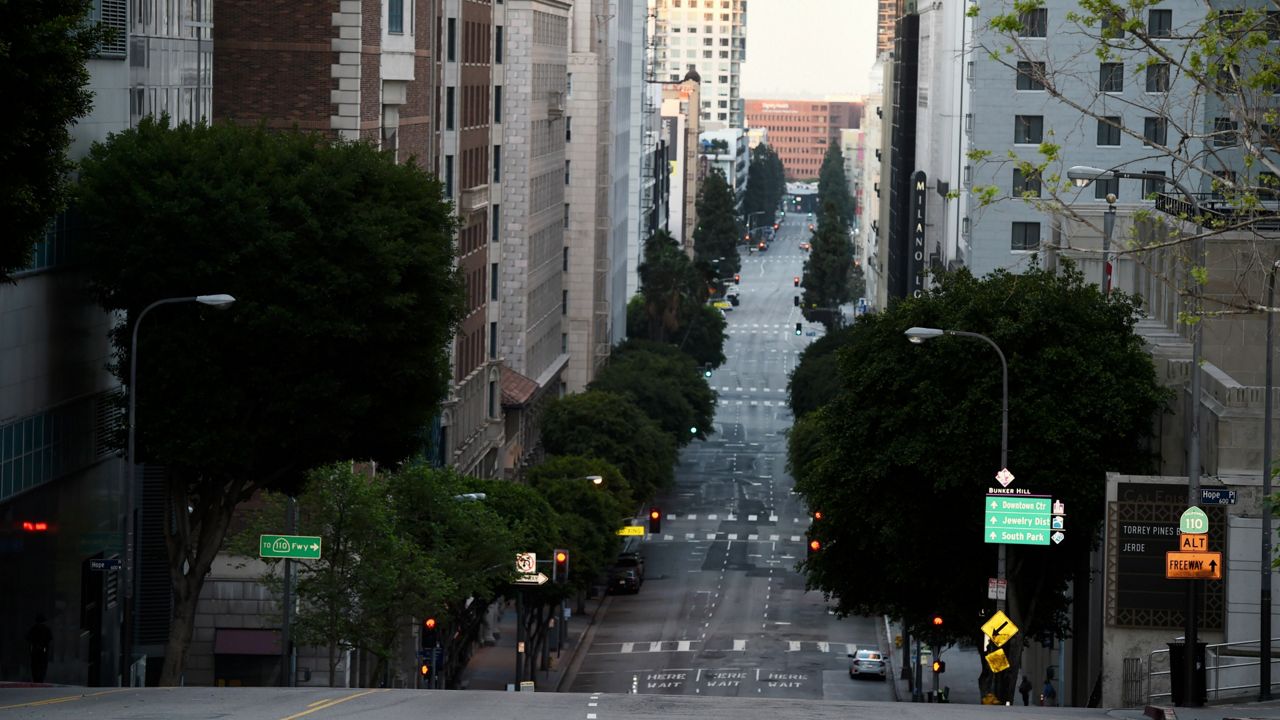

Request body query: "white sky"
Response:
[740, 0, 878, 99]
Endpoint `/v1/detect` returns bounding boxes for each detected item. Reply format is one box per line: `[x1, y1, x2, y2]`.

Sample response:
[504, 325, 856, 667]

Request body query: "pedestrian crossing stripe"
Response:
[590, 640, 860, 655]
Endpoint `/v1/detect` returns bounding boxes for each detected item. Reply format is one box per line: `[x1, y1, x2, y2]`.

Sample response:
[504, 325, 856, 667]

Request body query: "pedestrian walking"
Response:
[27, 614, 52, 683]
[1019, 674, 1033, 706]
[1042, 679, 1057, 706]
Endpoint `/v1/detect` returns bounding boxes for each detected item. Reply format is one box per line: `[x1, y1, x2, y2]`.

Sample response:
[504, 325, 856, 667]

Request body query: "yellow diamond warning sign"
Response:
[980, 610, 1019, 648]
[985, 647, 1010, 673]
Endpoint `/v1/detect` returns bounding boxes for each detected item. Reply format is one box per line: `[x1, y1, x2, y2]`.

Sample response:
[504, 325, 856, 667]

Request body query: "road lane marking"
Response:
[678, 640, 692, 652]
[649, 641, 662, 652]
[734, 638, 747, 651]
[622, 642, 635, 653]
[0, 689, 127, 711]
[789, 641, 802, 652]
[279, 689, 382, 720]
[708, 514, 718, 520]
[819, 642, 830, 653]
[748, 514, 758, 521]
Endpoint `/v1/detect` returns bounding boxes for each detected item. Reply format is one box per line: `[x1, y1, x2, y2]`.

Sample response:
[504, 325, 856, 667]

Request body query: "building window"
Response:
[563, 247, 569, 271]
[1013, 168, 1041, 197]
[493, 145, 501, 182]
[1213, 117, 1239, 146]
[492, 204, 500, 242]
[1014, 115, 1044, 144]
[495, 26, 503, 63]
[1142, 170, 1167, 198]
[1016, 61, 1045, 90]
[565, 160, 571, 185]
[1146, 63, 1169, 92]
[1094, 176, 1119, 199]
[445, 155, 454, 196]
[1099, 63, 1124, 92]
[1096, 116, 1121, 146]
[566, 117, 572, 142]
[447, 18, 456, 61]
[446, 86, 455, 130]
[488, 379, 497, 417]
[494, 85, 502, 123]
[561, 333, 568, 353]
[564, 203, 570, 228]
[1148, 9, 1172, 37]
[1019, 8, 1047, 37]
[1143, 116, 1167, 146]
[1011, 221, 1040, 251]
[489, 322, 497, 359]
[562, 289, 568, 315]
[388, 0, 404, 33]
[490, 263, 498, 301]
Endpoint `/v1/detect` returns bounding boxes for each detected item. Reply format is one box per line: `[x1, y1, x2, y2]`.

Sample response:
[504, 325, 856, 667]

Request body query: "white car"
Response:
[849, 649, 887, 680]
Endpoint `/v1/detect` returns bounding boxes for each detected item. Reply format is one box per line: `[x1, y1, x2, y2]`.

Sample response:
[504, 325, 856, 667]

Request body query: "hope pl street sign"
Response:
[984, 495, 1051, 546]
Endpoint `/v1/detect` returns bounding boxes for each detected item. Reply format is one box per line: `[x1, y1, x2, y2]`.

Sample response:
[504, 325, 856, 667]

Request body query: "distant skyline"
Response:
[740, 0, 878, 99]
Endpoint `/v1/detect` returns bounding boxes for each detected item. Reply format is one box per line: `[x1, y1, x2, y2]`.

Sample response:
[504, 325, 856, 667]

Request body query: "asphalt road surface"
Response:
[563, 212, 890, 703]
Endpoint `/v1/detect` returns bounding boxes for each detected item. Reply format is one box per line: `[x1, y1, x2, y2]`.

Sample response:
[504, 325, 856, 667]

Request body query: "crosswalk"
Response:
[716, 386, 785, 393]
[664, 513, 793, 522]
[646, 533, 806, 543]
[589, 640, 859, 655]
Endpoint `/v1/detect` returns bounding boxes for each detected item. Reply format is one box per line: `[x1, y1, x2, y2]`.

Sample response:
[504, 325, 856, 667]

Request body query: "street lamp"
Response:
[123, 293, 235, 685]
[904, 328, 1009, 613]
[1070, 163, 1211, 707]
[587, 475, 604, 486]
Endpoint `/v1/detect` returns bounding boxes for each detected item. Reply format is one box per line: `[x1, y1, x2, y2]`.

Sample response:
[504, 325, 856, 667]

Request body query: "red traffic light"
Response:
[420, 663, 430, 676]
[650, 510, 660, 520]
[424, 617, 437, 630]
[734, 273, 741, 283]
[793, 276, 800, 286]
[21, 521, 49, 532]
[773, 223, 779, 230]
[931, 615, 944, 626]
[813, 511, 824, 521]
[808, 539, 821, 553]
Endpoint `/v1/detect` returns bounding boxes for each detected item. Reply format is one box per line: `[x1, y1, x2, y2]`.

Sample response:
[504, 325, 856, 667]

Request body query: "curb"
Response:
[1145, 705, 1177, 720]
[883, 615, 902, 703]
[556, 593, 613, 692]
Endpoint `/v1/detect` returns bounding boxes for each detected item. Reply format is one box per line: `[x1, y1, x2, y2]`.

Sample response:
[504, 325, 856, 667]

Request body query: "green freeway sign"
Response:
[984, 496, 1051, 546]
[1179, 507, 1209, 534]
[260, 534, 322, 559]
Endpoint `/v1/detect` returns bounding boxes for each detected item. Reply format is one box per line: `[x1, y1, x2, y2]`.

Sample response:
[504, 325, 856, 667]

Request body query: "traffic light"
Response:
[703, 364, 713, 379]
[553, 548, 569, 583]
[931, 614, 944, 627]
[793, 295, 799, 307]
[419, 658, 432, 680]
[773, 223, 779, 230]
[793, 276, 800, 287]
[649, 507, 662, 534]
[21, 521, 49, 532]
[932, 659, 946, 674]
[807, 538, 821, 557]
[795, 323, 802, 336]
[812, 510, 824, 521]
[744, 233, 751, 243]
[734, 273, 740, 284]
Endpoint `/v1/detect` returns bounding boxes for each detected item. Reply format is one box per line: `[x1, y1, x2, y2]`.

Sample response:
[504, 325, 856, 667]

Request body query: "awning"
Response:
[213, 628, 281, 656]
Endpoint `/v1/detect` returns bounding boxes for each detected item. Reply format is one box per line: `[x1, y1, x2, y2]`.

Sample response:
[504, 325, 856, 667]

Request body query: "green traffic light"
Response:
[689, 427, 698, 434]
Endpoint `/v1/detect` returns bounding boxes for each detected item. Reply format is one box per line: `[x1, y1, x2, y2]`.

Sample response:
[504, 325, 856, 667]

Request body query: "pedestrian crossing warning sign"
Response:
[985, 647, 1010, 673]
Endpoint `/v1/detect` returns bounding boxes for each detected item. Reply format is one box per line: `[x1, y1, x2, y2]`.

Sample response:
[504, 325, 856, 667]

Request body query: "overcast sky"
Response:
[740, 0, 878, 99]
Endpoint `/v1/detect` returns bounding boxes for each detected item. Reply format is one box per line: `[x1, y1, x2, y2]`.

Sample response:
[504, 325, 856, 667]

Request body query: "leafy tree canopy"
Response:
[817, 141, 855, 229]
[540, 390, 677, 502]
[794, 265, 1167, 649]
[526, 456, 631, 595]
[786, 324, 856, 419]
[628, 232, 727, 368]
[75, 118, 463, 684]
[693, 169, 743, 278]
[592, 339, 717, 447]
[801, 199, 856, 328]
[1, 0, 109, 277]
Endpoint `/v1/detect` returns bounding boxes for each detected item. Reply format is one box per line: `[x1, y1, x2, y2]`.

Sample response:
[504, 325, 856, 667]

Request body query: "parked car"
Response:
[608, 568, 641, 594]
[757, 241, 768, 251]
[849, 649, 887, 680]
[726, 292, 740, 306]
[799, 242, 811, 251]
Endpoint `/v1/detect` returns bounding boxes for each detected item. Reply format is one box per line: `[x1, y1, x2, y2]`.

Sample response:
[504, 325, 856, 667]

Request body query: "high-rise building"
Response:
[648, 0, 746, 130]
[877, 0, 902, 55]
[661, 69, 702, 255]
[493, 0, 571, 474]
[743, 98, 863, 180]
[610, 0, 646, 345]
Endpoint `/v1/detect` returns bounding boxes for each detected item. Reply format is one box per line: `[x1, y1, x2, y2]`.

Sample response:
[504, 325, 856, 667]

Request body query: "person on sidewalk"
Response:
[27, 614, 52, 683]
[1019, 674, 1032, 706]
[1041, 679, 1057, 706]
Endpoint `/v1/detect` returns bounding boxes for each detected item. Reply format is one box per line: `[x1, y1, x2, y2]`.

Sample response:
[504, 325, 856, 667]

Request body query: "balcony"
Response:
[459, 184, 490, 213]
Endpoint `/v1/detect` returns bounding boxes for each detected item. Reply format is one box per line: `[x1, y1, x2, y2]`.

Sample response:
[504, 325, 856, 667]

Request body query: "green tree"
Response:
[526, 456, 630, 595]
[693, 169, 742, 278]
[1, 0, 110, 276]
[801, 199, 856, 329]
[792, 265, 1167, 700]
[817, 141, 855, 228]
[744, 143, 786, 228]
[591, 339, 717, 447]
[786, 325, 855, 419]
[627, 232, 727, 368]
[540, 390, 677, 502]
[75, 118, 463, 685]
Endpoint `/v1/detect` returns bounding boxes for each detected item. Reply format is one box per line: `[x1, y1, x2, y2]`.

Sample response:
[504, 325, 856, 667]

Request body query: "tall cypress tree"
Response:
[693, 169, 742, 277]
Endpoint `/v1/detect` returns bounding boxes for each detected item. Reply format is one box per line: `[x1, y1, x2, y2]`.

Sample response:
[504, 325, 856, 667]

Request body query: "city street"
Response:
[562, 212, 889, 702]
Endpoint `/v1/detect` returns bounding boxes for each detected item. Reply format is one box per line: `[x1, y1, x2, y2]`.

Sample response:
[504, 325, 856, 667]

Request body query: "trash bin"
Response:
[1167, 641, 1207, 706]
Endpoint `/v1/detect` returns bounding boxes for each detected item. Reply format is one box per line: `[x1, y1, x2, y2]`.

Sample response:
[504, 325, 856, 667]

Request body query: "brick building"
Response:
[743, 98, 863, 180]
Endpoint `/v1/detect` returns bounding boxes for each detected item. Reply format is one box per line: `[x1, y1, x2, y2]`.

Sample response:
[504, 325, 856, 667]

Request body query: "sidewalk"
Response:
[884, 618, 987, 705]
[457, 594, 610, 692]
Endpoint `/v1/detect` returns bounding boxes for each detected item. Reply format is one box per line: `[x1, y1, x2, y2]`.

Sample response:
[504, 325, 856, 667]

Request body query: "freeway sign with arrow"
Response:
[1166, 551, 1222, 580]
[260, 534, 323, 559]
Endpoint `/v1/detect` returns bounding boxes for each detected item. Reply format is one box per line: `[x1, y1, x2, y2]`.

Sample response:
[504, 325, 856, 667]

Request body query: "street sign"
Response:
[88, 558, 121, 571]
[515, 552, 537, 574]
[1051, 531, 1065, 545]
[1201, 489, 1237, 505]
[987, 578, 1007, 600]
[980, 610, 1019, 647]
[1179, 507, 1209, 534]
[985, 647, 1010, 673]
[514, 572, 550, 586]
[1179, 533, 1208, 551]
[616, 526, 645, 536]
[1165, 551, 1222, 580]
[995, 468, 1015, 487]
[984, 495, 1051, 546]
[259, 534, 322, 559]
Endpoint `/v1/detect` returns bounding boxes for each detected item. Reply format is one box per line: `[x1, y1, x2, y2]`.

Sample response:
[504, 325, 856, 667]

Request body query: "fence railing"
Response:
[1144, 636, 1280, 705]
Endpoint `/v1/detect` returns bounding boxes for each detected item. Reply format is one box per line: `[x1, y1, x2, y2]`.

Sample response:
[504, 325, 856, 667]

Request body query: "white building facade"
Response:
[648, 0, 746, 130]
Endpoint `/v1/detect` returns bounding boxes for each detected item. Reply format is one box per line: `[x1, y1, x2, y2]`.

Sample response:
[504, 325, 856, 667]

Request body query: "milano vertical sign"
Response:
[908, 171, 927, 298]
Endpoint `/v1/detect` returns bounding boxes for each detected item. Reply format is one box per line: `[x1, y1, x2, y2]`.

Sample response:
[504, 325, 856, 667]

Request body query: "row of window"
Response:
[1019, 6, 1280, 38]
[667, 0, 740, 8]
[1013, 112, 1253, 149]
